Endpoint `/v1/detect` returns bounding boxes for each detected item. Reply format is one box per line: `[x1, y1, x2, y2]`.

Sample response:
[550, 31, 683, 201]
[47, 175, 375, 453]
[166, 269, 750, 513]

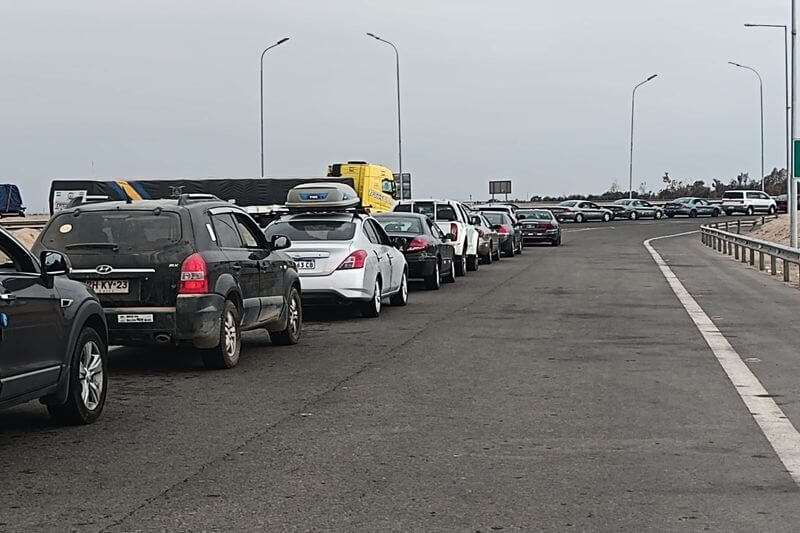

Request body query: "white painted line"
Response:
[645, 231, 800, 486]
[564, 226, 616, 233]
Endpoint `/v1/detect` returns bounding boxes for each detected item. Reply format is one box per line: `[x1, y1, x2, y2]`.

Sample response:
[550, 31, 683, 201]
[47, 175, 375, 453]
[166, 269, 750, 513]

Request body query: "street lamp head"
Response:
[646, 74, 658, 81]
[728, 61, 742, 67]
[276, 37, 290, 45]
[366, 32, 379, 39]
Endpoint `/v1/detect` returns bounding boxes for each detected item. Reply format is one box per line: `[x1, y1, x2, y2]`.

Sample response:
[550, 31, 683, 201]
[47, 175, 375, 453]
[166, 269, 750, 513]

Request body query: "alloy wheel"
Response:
[79, 340, 103, 411]
[223, 310, 238, 357]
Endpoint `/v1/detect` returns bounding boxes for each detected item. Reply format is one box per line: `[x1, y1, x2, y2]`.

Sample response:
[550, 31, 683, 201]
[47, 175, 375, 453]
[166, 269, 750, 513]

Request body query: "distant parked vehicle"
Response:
[550, 200, 613, 223]
[374, 212, 456, 290]
[0, 227, 108, 424]
[468, 212, 501, 264]
[0, 184, 25, 217]
[721, 190, 777, 216]
[473, 204, 518, 222]
[663, 197, 721, 218]
[611, 199, 664, 220]
[517, 209, 561, 246]
[482, 211, 523, 256]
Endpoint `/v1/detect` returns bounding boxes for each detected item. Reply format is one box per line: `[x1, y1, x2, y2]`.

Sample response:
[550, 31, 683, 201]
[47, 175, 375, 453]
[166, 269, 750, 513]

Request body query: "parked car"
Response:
[721, 190, 777, 216]
[34, 195, 302, 370]
[482, 211, 523, 256]
[266, 184, 408, 317]
[517, 209, 561, 246]
[549, 200, 613, 223]
[0, 227, 108, 424]
[611, 199, 664, 220]
[393, 199, 480, 275]
[374, 212, 456, 290]
[663, 197, 721, 218]
[468, 212, 501, 264]
[473, 204, 518, 222]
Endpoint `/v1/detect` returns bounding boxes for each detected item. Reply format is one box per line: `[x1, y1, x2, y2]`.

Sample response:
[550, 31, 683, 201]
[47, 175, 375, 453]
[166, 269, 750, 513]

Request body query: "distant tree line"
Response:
[525, 169, 788, 203]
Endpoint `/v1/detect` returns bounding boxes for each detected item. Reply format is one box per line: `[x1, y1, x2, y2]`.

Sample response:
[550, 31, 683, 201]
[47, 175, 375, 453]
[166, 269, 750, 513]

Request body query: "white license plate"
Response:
[87, 279, 129, 294]
[296, 260, 316, 270]
[117, 314, 153, 324]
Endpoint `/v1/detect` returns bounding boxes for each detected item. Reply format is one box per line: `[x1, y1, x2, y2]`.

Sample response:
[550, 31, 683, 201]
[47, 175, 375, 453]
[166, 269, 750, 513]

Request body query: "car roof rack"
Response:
[285, 182, 365, 214]
[65, 195, 112, 209]
[176, 193, 221, 206]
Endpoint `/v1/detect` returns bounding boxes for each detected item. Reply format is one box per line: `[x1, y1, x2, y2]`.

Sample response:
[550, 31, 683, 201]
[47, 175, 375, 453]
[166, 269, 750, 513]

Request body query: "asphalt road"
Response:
[2, 215, 799, 532]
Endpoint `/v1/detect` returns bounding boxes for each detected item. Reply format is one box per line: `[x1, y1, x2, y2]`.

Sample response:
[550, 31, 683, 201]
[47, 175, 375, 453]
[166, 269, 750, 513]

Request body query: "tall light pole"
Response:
[792, 0, 798, 247]
[367, 32, 403, 199]
[729, 61, 766, 191]
[629, 74, 658, 200]
[744, 24, 789, 198]
[259, 37, 290, 177]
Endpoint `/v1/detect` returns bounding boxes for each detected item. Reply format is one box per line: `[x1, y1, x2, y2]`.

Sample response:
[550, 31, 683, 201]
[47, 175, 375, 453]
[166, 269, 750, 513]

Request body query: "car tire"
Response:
[484, 250, 493, 265]
[551, 235, 561, 247]
[502, 241, 514, 257]
[467, 254, 479, 271]
[454, 250, 467, 277]
[711, 208, 720, 217]
[629, 211, 638, 221]
[516, 240, 523, 254]
[47, 326, 107, 425]
[769, 205, 776, 215]
[724, 210, 732, 216]
[746, 206, 754, 216]
[575, 213, 585, 223]
[442, 261, 456, 284]
[269, 287, 302, 346]
[361, 279, 382, 318]
[689, 209, 697, 218]
[202, 300, 241, 369]
[390, 271, 409, 306]
[425, 261, 442, 290]
[493, 245, 501, 261]
[602, 212, 611, 222]
[655, 211, 663, 220]
[666, 213, 675, 218]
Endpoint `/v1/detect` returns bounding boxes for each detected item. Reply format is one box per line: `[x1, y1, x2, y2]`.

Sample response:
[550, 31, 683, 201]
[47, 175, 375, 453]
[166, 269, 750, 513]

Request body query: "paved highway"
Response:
[2, 217, 799, 531]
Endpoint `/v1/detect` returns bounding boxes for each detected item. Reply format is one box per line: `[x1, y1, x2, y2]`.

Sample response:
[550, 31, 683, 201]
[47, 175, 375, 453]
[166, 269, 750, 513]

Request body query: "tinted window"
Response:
[394, 203, 411, 213]
[265, 220, 356, 241]
[363, 221, 381, 244]
[376, 216, 424, 235]
[213, 214, 243, 248]
[746, 192, 761, 199]
[41, 210, 182, 253]
[483, 212, 508, 225]
[559, 201, 579, 207]
[724, 191, 744, 199]
[520, 211, 552, 220]
[436, 205, 458, 222]
[234, 213, 263, 248]
[369, 220, 393, 246]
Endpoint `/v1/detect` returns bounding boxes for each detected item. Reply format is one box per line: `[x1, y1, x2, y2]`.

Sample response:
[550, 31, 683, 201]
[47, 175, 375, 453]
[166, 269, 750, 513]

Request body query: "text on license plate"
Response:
[296, 260, 315, 270]
[87, 279, 129, 294]
[117, 314, 153, 324]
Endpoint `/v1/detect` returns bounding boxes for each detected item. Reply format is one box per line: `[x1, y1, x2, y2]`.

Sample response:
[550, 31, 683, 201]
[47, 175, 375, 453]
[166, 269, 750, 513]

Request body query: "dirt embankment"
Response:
[10, 228, 40, 250]
[748, 216, 798, 247]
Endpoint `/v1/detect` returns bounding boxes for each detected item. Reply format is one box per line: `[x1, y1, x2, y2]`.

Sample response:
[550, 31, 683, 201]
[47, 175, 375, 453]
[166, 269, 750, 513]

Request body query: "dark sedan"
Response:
[482, 211, 523, 256]
[374, 213, 456, 290]
[469, 212, 501, 264]
[517, 209, 561, 246]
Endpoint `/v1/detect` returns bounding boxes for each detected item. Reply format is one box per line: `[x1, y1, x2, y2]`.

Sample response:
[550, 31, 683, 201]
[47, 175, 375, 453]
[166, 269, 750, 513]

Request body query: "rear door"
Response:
[370, 219, 404, 291]
[233, 212, 284, 324]
[0, 234, 64, 401]
[210, 212, 261, 327]
[363, 220, 393, 293]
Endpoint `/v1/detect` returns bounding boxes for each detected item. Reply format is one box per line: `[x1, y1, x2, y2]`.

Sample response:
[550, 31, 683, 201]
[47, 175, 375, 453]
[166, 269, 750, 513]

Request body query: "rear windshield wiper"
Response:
[65, 242, 119, 252]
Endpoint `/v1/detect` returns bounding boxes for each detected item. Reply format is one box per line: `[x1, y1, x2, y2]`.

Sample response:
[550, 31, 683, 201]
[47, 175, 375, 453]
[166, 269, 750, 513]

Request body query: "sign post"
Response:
[393, 173, 412, 201]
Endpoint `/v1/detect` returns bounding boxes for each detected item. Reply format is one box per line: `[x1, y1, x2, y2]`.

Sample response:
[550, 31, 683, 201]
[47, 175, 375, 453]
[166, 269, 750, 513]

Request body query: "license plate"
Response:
[296, 260, 315, 270]
[117, 314, 153, 324]
[87, 279, 129, 294]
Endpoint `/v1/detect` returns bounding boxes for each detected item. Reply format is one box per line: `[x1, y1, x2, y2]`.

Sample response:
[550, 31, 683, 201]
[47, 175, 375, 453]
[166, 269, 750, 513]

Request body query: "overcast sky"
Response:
[0, 0, 793, 211]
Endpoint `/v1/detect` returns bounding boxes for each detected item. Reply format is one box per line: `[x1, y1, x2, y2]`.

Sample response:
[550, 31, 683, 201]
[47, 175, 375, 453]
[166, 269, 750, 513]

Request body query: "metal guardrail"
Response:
[700, 216, 800, 282]
[0, 219, 47, 230]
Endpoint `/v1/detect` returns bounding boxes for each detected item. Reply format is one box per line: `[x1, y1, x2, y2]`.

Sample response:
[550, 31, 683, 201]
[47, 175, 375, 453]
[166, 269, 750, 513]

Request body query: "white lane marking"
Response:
[645, 231, 800, 486]
[564, 226, 616, 233]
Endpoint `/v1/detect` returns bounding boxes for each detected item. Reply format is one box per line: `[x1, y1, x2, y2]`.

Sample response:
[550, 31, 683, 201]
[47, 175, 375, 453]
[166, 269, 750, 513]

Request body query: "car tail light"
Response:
[450, 223, 458, 241]
[542, 223, 555, 230]
[680, 204, 689, 208]
[497, 225, 510, 234]
[337, 250, 368, 270]
[407, 237, 429, 252]
[477, 229, 485, 238]
[179, 253, 208, 294]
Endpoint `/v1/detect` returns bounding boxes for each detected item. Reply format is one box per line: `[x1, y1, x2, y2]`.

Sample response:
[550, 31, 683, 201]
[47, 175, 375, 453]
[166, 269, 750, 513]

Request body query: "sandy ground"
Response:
[11, 228, 40, 250]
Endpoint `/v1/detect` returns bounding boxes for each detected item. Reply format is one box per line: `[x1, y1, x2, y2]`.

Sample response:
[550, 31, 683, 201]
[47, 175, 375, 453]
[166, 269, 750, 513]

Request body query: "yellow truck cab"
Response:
[327, 161, 397, 213]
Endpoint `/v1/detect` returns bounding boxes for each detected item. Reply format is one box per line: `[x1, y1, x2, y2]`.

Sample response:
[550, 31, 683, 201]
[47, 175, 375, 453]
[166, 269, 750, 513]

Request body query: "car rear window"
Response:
[265, 220, 356, 241]
[41, 210, 182, 253]
[375, 216, 423, 235]
[723, 192, 744, 199]
[518, 211, 551, 220]
[483, 212, 507, 225]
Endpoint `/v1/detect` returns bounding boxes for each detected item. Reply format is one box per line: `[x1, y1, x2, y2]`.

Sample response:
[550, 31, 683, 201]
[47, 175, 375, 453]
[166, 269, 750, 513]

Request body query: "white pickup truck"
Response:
[393, 199, 480, 275]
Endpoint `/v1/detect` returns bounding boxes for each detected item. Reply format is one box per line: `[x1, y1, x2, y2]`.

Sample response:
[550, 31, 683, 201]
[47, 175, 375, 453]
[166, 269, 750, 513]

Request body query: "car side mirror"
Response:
[41, 250, 71, 277]
[270, 235, 291, 251]
[444, 233, 456, 241]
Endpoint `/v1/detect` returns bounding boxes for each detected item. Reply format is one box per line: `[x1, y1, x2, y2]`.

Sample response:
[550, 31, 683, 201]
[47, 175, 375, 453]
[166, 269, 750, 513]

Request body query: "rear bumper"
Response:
[299, 270, 372, 303]
[104, 293, 224, 348]
[405, 255, 437, 278]
[722, 204, 749, 213]
[522, 230, 558, 242]
[664, 208, 690, 216]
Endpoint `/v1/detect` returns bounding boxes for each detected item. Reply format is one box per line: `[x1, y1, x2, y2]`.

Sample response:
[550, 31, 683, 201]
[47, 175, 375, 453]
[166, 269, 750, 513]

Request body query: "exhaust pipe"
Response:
[154, 333, 172, 344]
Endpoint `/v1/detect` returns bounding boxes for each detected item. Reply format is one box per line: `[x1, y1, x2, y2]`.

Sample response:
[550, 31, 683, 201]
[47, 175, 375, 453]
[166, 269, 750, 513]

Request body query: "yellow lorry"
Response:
[327, 161, 397, 213]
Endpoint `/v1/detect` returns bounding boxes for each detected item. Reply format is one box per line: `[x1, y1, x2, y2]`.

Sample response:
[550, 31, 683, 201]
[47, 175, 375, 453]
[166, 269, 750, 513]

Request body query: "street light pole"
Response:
[793, 0, 798, 247]
[629, 74, 658, 200]
[259, 37, 290, 178]
[729, 62, 766, 190]
[744, 24, 790, 198]
[367, 33, 403, 200]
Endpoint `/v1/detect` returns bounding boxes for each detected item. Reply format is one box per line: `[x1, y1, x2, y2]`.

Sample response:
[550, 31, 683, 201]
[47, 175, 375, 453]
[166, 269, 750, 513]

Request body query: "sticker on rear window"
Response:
[59, 224, 73, 234]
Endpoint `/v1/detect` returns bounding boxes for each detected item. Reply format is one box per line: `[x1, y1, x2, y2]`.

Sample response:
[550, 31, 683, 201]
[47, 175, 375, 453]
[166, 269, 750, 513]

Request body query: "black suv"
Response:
[34, 195, 302, 369]
[0, 228, 108, 424]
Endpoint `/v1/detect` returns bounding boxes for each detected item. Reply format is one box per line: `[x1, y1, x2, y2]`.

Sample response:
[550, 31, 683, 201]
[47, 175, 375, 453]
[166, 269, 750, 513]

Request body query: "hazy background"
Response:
[0, 0, 792, 212]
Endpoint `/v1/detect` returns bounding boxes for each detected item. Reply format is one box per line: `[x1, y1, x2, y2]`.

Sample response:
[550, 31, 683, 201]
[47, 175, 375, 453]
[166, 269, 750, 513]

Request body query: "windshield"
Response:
[265, 220, 356, 241]
[723, 191, 744, 199]
[40, 211, 182, 253]
[518, 211, 552, 221]
[375, 216, 423, 235]
[673, 197, 693, 203]
[614, 199, 631, 205]
[559, 200, 578, 207]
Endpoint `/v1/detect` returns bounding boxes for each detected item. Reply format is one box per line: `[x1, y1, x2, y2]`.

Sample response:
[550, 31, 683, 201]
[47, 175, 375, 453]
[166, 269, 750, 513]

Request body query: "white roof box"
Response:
[285, 182, 361, 211]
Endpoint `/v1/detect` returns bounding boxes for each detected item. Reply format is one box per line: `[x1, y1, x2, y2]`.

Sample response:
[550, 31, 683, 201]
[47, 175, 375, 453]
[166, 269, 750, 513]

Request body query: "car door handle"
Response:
[0, 293, 16, 302]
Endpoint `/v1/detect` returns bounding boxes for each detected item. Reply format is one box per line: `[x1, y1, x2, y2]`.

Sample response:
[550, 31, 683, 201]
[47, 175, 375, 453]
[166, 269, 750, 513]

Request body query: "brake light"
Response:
[497, 225, 510, 234]
[407, 237, 428, 252]
[681, 204, 689, 208]
[450, 223, 458, 241]
[179, 253, 208, 294]
[337, 250, 368, 270]
[542, 223, 555, 230]
[477, 229, 485, 238]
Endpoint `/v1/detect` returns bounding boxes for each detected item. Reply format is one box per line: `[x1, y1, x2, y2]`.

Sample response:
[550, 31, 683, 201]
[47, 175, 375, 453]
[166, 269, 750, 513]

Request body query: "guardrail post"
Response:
[734, 243, 739, 260]
[737, 220, 741, 234]
[749, 248, 755, 266]
[759, 251, 765, 271]
[784, 260, 790, 282]
[771, 255, 777, 276]
[729, 241, 734, 256]
[742, 246, 748, 263]
[724, 221, 729, 232]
